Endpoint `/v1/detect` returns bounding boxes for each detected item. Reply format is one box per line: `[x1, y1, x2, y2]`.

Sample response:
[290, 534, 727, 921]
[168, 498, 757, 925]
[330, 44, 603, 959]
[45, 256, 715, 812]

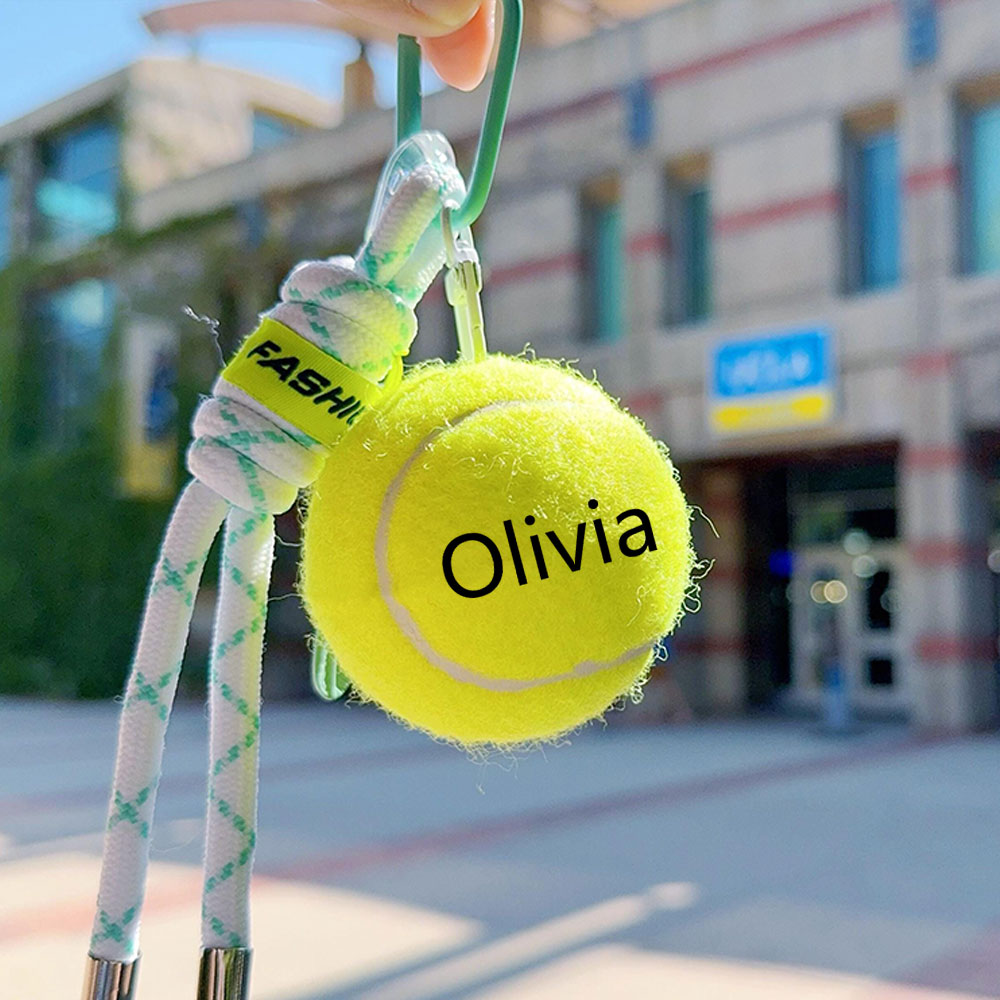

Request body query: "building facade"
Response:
[2, 0, 999, 728]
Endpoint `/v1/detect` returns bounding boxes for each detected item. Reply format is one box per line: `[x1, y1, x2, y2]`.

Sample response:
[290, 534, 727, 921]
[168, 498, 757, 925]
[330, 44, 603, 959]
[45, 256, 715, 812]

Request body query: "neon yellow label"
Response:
[221, 318, 384, 448]
[710, 388, 834, 435]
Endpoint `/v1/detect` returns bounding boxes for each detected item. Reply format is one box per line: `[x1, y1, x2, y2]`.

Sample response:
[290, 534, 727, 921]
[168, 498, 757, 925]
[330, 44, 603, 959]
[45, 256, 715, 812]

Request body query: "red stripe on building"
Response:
[489, 234, 668, 290]
[651, 2, 896, 90]
[916, 635, 996, 661]
[627, 230, 671, 256]
[506, 88, 619, 136]
[904, 445, 964, 468]
[624, 388, 665, 413]
[488, 251, 582, 287]
[504, 2, 897, 135]
[910, 539, 988, 567]
[715, 190, 840, 236]
[485, 162, 952, 286]
[906, 350, 955, 376]
[672, 636, 746, 656]
[906, 163, 957, 193]
[463, 5, 962, 287]
[704, 563, 744, 584]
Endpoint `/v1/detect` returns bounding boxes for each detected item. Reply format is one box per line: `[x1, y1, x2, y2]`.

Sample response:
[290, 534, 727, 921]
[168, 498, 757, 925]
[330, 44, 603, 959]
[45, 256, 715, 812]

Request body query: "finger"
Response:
[421, 1, 496, 91]
[321, 0, 481, 38]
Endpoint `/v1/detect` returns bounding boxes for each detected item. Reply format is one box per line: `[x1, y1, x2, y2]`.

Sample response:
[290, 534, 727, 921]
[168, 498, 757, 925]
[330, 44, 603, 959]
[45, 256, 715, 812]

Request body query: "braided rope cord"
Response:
[91, 480, 228, 961]
[88, 133, 467, 968]
[201, 507, 273, 949]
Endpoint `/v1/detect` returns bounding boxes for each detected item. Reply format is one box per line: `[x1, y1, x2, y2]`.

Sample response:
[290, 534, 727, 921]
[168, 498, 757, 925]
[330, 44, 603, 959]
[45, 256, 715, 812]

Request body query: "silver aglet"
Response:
[82, 955, 139, 1000]
[196, 947, 252, 1000]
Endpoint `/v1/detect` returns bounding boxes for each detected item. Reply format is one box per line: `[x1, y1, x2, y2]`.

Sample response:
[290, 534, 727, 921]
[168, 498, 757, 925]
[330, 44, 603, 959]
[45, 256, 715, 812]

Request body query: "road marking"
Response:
[358, 882, 700, 1000]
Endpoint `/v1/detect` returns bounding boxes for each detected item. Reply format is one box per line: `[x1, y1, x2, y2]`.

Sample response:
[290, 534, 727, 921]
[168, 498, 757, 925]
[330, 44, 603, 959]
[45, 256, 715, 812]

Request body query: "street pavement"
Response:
[0, 697, 998, 999]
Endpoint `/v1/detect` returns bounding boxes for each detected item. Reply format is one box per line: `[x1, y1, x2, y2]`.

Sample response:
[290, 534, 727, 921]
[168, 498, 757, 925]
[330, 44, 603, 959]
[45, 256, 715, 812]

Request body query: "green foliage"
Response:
[0, 445, 170, 698]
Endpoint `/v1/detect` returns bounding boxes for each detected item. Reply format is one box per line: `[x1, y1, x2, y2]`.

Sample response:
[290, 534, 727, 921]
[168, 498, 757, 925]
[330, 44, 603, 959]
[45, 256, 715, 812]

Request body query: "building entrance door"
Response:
[790, 542, 908, 715]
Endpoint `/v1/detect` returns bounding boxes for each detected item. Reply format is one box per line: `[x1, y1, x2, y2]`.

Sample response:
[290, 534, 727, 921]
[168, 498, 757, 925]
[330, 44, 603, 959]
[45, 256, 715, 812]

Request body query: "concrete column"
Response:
[900, 61, 998, 731]
[622, 156, 667, 382]
[901, 360, 997, 731]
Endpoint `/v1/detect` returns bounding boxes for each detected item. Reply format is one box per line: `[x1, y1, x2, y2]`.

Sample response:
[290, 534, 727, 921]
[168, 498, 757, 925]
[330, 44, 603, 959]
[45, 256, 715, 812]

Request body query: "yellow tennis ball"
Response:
[301, 355, 694, 747]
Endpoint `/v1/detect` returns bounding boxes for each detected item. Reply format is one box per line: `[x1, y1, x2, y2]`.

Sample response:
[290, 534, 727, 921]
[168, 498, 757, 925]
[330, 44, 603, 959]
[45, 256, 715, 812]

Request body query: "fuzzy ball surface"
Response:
[301, 356, 694, 747]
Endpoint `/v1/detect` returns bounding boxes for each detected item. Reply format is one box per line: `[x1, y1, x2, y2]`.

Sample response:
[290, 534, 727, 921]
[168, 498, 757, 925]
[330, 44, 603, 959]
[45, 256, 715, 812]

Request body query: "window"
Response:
[0, 163, 10, 268]
[580, 175, 624, 342]
[666, 153, 711, 324]
[252, 110, 302, 152]
[843, 105, 900, 292]
[959, 78, 1000, 275]
[790, 459, 898, 547]
[36, 115, 119, 249]
[966, 104, 1000, 272]
[33, 279, 115, 441]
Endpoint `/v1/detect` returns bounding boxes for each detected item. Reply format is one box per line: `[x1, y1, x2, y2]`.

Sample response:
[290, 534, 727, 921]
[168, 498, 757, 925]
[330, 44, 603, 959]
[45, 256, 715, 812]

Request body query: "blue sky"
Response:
[1, 0, 432, 126]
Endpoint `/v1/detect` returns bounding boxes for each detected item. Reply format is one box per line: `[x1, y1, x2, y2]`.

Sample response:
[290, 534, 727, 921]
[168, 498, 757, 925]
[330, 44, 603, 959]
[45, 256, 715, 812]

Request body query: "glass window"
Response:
[845, 126, 900, 291]
[866, 657, 895, 686]
[252, 111, 302, 152]
[34, 279, 114, 440]
[665, 156, 711, 325]
[790, 460, 898, 546]
[864, 568, 894, 630]
[36, 117, 119, 249]
[682, 183, 711, 320]
[0, 164, 10, 267]
[581, 176, 624, 342]
[965, 102, 1000, 274]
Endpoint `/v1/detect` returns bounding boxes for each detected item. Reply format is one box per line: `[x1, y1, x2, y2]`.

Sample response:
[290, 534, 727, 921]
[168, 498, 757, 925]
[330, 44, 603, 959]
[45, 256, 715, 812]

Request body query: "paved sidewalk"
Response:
[1, 698, 998, 998]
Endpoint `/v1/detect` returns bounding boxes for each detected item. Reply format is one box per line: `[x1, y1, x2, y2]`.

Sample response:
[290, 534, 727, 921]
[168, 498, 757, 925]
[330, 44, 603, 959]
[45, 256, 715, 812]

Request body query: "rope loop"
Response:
[184, 130, 467, 515]
[187, 397, 322, 515]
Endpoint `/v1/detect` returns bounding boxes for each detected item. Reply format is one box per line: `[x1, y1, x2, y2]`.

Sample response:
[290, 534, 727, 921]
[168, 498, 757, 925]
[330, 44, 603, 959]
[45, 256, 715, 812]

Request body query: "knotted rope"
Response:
[89, 135, 466, 971]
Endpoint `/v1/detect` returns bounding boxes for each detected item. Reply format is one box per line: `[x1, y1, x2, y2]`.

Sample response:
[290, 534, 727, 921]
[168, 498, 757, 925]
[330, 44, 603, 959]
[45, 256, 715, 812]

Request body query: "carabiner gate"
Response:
[396, 0, 523, 230]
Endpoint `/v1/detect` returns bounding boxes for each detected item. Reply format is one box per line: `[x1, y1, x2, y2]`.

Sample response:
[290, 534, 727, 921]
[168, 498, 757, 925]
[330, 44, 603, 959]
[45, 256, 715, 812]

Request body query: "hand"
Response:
[322, 1, 496, 91]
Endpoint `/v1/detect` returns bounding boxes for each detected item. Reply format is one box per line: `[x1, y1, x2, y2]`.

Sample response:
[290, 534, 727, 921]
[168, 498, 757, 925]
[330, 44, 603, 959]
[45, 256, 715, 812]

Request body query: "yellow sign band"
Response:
[220, 318, 389, 448]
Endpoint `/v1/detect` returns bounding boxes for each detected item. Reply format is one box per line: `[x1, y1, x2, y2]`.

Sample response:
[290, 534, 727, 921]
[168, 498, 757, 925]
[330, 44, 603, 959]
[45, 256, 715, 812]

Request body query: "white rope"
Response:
[90, 480, 228, 962]
[88, 132, 467, 970]
[201, 508, 274, 949]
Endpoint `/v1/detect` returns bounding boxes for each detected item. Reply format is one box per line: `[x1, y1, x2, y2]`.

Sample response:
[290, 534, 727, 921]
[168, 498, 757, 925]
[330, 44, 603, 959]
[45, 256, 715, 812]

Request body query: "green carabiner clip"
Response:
[396, 0, 523, 230]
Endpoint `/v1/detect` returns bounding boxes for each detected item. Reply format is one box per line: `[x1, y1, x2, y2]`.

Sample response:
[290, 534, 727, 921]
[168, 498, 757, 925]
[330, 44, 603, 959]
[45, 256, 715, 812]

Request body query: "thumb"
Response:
[421, 2, 496, 91]
[323, 1, 481, 38]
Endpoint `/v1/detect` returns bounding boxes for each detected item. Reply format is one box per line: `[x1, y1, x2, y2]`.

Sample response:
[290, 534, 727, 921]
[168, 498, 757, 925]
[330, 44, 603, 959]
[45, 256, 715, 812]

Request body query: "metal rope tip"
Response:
[82, 955, 139, 1000]
[197, 947, 253, 1000]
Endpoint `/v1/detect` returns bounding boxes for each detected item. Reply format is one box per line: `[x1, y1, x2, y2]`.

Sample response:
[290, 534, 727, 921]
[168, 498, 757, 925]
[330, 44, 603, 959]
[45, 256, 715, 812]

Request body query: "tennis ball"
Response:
[301, 355, 694, 747]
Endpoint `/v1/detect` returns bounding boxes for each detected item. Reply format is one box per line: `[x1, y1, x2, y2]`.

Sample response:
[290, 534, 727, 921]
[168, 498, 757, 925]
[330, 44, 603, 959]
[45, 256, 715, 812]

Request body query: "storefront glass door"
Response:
[790, 540, 907, 715]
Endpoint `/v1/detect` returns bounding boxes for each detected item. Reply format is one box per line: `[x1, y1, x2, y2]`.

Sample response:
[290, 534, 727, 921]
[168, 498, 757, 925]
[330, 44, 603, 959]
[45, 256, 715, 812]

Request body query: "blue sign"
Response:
[625, 79, 653, 150]
[709, 327, 835, 436]
[902, 0, 938, 67]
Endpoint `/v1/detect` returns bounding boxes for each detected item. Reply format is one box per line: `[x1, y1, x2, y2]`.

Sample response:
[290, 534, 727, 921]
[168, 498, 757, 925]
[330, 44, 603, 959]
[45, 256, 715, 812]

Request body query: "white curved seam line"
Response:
[375, 399, 654, 692]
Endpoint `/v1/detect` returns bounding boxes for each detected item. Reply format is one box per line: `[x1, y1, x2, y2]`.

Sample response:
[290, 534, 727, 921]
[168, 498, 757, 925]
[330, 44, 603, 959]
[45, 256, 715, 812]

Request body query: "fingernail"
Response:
[411, 0, 475, 29]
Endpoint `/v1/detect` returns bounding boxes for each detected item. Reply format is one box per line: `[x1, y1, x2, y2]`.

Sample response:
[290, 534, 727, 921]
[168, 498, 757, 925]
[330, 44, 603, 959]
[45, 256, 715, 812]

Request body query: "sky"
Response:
[0, 0, 437, 126]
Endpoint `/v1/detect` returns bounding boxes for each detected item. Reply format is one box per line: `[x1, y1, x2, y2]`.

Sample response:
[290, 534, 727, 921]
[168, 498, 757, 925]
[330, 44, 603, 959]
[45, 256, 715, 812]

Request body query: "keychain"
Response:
[83, 2, 696, 994]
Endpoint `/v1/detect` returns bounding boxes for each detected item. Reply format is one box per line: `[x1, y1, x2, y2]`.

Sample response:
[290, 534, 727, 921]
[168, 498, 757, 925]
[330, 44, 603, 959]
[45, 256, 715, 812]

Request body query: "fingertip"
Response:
[421, 1, 496, 92]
